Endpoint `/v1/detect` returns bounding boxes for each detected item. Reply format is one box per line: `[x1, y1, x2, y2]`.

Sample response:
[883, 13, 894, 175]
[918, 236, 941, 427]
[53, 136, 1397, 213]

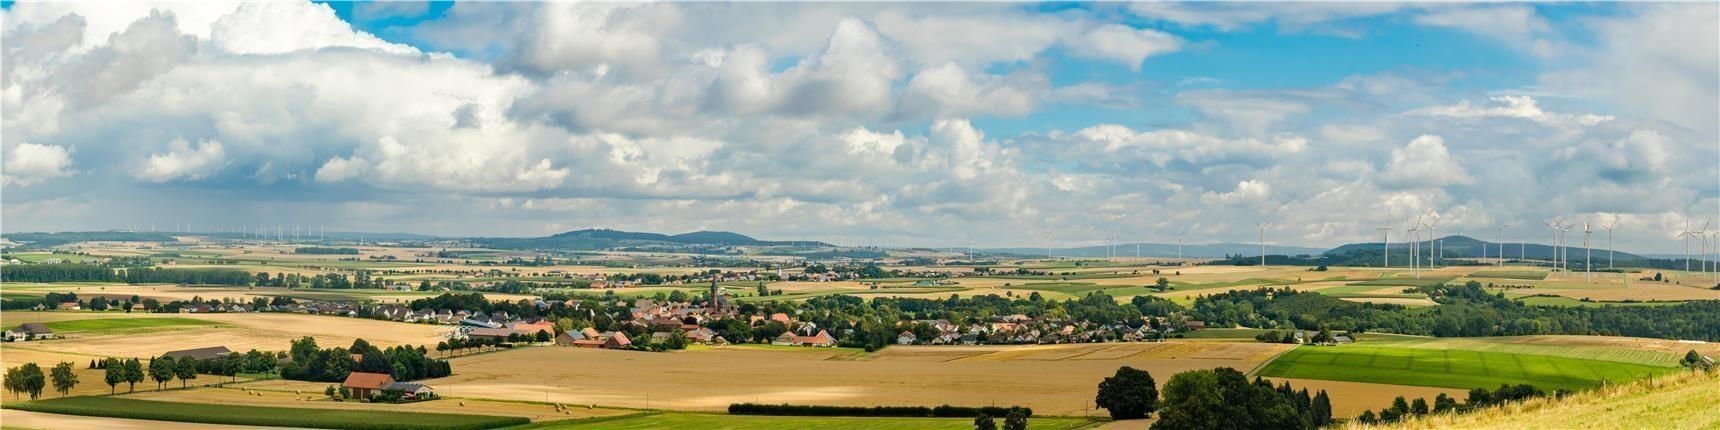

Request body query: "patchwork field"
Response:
[3, 312, 449, 360]
[1257, 343, 1677, 391]
[423, 342, 1297, 417]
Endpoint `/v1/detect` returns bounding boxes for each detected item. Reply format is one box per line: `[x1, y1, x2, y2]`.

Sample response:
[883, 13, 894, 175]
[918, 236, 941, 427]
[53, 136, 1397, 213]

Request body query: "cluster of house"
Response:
[4, 323, 56, 341]
[623, 299, 731, 345]
[891, 316, 1211, 346]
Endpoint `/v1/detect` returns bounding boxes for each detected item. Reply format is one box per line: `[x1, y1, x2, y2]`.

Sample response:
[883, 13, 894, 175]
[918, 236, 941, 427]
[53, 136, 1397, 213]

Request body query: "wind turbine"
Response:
[1560, 223, 1573, 278]
[1044, 233, 1054, 260]
[1544, 218, 1564, 276]
[1175, 227, 1191, 261]
[1496, 224, 1511, 267]
[1421, 216, 1440, 269]
[1104, 235, 1117, 261]
[1582, 221, 1593, 284]
[1375, 226, 1392, 268]
[1406, 217, 1422, 278]
[1601, 217, 1619, 269]
[1677, 218, 1695, 273]
[1256, 222, 1271, 267]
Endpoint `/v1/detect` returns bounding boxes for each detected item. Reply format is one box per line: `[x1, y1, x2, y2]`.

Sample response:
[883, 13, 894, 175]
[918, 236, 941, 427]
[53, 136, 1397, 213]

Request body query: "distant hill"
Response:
[1, 231, 179, 248]
[982, 242, 1327, 259]
[1322, 235, 1650, 265]
[472, 229, 824, 251]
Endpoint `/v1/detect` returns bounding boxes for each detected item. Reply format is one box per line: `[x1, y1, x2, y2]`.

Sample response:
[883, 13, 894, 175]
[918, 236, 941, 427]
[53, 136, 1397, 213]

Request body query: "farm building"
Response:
[4, 323, 55, 341]
[162, 346, 233, 360]
[385, 382, 434, 400]
[343, 372, 396, 399]
[602, 332, 632, 349]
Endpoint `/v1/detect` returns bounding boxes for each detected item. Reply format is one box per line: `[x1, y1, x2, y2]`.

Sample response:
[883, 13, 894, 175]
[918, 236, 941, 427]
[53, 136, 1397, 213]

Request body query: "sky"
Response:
[2, 1, 1717, 253]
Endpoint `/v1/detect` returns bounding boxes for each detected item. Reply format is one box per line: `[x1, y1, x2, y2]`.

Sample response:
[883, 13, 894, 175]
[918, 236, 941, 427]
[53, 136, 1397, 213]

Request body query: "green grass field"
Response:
[1257, 344, 1676, 391]
[2, 397, 528, 430]
[1469, 270, 1548, 280]
[43, 317, 223, 333]
[1346, 276, 1456, 288]
[530, 412, 1100, 429]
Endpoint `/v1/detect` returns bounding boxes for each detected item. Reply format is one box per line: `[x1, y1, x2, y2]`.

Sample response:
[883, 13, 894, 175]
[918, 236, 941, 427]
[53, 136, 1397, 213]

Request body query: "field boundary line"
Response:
[1244, 344, 1298, 378]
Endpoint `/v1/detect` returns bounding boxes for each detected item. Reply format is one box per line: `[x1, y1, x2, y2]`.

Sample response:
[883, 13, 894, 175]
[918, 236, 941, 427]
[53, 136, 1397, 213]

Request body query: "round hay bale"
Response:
[459, 401, 466, 406]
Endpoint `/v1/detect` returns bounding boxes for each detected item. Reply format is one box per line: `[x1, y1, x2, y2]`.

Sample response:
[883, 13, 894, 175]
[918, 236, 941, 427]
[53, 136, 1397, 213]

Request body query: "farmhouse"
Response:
[162, 346, 233, 361]
[4, 323, 55, 341]
[342, 372, 396, 399]
[897, 331, 917, 345]
[602, 331, 632, 349]
[385, 382, 435, 400]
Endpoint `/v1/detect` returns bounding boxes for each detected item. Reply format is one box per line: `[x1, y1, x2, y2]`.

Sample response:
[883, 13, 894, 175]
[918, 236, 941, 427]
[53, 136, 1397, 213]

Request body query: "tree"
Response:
[3, 366, 22, 400]
[1155, 277, 1170, 292]
[1095, 366, 1159, 420]
[148, 356, 174, 390]
[17, 363, 45, 400]
[1152, 368, 1234, 430]
[1357, 410, 1378, 425]
[1003, 409, 1029, 430]
[1311, 390, 1332, 426]
[1432, 393, 1458, 414]
[103, 358, 122, 394]
[50, 361, 78, 397]
[175, 356, 198, 388]
[974, 414, 997, 430]
[122, 358, 144, 393]
[1410, 397, 1430, 416]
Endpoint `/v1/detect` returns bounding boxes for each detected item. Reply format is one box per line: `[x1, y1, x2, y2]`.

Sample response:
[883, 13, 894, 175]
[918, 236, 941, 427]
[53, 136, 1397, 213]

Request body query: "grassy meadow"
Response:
[1349, 370, 1720, 429]
[1257, 344, 1677, 391]
[42, 317, 223, 333]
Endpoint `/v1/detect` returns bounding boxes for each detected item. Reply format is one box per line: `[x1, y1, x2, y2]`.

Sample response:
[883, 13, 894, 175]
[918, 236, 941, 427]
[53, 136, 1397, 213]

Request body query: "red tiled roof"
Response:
[342, 372, 395, 390]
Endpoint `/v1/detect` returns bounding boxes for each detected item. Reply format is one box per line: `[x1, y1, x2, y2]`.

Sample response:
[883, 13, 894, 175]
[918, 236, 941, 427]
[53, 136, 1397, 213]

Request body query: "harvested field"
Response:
[423, 342, 1296, 416]
[1264, 378, 1466, 417]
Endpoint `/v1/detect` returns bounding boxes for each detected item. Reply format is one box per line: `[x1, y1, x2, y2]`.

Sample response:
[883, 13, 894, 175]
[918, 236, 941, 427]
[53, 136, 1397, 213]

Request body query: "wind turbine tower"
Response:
[1256, 222, 1271, 267]
[1601, 217, 1619, 269]
[1496, 224, 1510, 267]
[1176, 227, 1191, 261]
[1375, 226, 1392, 268]
[1583, 221, 1593, 284]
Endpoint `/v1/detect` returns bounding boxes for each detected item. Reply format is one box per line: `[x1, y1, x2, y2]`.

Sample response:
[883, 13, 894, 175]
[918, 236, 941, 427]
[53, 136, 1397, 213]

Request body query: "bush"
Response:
[727, 403, 1031, 418]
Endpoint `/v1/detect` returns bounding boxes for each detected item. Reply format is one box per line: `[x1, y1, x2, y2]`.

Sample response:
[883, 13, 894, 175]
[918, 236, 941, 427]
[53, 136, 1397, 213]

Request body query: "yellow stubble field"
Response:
[411, 341, 1444, 418]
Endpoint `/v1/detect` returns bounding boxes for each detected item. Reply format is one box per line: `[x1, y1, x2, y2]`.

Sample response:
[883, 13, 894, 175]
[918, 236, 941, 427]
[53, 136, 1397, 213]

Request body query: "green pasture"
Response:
[44, 317, 223, 333]
[1347, 276, 1456, 288]
[1469, 270, 1549, 280]
[1257, 343, 1676, 391]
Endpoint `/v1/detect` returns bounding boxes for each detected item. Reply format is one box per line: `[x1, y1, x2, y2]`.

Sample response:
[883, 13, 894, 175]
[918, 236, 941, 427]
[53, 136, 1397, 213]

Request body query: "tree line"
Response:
[1191, 283, 1720, 341]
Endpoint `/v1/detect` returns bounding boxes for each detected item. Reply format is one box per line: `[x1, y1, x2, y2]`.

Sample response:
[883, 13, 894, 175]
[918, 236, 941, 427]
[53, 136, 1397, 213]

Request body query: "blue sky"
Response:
[1, 1, 1715, 252]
